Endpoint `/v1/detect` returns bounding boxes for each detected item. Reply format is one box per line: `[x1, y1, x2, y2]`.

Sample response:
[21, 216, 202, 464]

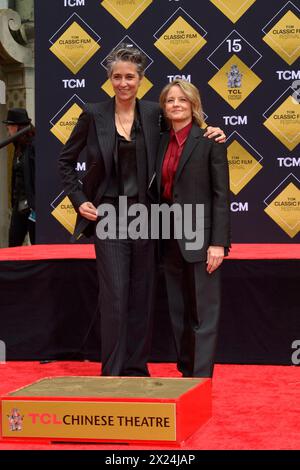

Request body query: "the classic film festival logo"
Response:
[154, 8, 207, 70]
[263, 87, 300, 151]
[264, 175, 300, 238]
[101, 36, 153, 99]
[101, 0, 153, 29]
[49, 13, 101, 74]
[208, 55, 261, 109]
[210, 0, 256, 23]
[51, 193, 77, 235]
[226, 131, 263, 195]
[262, 4, 300, 66]
[50, 95, 85, 145]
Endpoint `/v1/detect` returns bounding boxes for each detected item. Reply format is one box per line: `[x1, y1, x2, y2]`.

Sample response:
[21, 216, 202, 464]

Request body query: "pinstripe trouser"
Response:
[94, 233, 156, 376]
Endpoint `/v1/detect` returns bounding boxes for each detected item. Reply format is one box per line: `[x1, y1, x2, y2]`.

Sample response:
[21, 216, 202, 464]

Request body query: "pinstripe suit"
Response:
[59, 98, 161, 376]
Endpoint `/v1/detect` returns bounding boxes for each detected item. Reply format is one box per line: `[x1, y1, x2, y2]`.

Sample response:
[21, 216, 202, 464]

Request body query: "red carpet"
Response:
[1, 245, 299, 450]
[0, 362, 299, 450]
[0, 243, 299, 261]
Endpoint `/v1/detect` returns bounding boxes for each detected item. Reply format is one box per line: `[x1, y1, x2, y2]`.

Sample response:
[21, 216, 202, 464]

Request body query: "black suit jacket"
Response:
[156, 123, 231, 262]
[59, 99, 161, 240]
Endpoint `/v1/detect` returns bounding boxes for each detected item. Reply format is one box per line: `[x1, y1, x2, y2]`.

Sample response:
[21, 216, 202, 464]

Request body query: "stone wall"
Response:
[0, 1, 34, 246]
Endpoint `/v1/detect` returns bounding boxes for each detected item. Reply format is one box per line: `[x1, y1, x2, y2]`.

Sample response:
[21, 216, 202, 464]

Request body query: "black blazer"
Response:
[156, 123, 231, 263]
[59, 99, 161, 240]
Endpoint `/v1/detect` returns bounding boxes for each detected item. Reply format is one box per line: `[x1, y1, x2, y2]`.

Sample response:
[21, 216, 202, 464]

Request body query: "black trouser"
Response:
[9, 205, 35, 247]
[163, 238, 221, 378]
[94, 198, 156, 376]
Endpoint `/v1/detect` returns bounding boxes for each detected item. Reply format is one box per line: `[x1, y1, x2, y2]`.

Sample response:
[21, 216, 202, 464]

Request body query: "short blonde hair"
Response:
[159, 79, 204, 127]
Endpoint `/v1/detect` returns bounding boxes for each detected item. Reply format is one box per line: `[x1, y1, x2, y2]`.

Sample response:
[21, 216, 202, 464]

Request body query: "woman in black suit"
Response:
[157, 80, 231, 378]
[59, 45, 226, 377]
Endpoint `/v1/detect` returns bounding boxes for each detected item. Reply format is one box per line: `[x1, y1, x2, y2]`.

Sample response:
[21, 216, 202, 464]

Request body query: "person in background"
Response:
[2, 108, 35, 247]
[59, 44, 226, 377]
[157, 79, 231, 378]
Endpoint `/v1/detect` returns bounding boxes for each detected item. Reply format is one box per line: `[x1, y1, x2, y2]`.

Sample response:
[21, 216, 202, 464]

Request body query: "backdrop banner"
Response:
[35, 0, 300, 244]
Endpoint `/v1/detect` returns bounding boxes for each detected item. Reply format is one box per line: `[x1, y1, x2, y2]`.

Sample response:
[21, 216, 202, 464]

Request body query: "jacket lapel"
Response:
[93, 99, 116, 177]
[138, 100, 159, 185]
[174, 124, 203, 185]
[73, 100, 116, 242]
[156, 132, 170, 192]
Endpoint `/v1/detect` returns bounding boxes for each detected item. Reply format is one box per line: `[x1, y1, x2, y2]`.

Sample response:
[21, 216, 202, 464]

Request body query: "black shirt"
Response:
[104, 116, 139, 198]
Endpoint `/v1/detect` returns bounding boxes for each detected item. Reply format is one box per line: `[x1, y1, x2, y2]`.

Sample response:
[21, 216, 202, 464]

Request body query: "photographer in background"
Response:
[2, 108, 35, 246]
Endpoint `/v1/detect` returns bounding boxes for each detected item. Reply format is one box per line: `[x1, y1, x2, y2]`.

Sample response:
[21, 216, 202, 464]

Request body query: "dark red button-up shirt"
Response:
[161, 122, 192, 201]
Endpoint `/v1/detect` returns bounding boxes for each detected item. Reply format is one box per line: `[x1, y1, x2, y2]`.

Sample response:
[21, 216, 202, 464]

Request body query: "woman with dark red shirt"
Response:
[157, 80, 231, 377]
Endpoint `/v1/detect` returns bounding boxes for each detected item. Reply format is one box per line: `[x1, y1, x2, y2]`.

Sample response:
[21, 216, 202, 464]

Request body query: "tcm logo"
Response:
[231, 202, 248, 212]
[276, 71, 300, 80]
[223, 116, 247, 126]
[64, 0, 85, 6]
[277, 157, 300, 167]
[291, 340, 300, 365]
[62, 79, 85, 89]
[167, 74, 191, 83]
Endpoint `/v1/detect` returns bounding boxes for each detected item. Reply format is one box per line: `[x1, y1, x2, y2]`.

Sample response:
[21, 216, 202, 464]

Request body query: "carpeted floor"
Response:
[0, 244, 299, 261]
[0, 361, 299, 450]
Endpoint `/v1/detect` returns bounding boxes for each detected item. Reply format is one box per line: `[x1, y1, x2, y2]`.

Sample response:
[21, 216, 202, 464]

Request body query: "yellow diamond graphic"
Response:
[227, 140, 263, 195]
[101, 76, 153, 99]
[263, 96, 300, 151]
[50, 103, 83, 145]
[264, 182, 300, 238]
[263, 11, 300, 65]
[154, 16, 207, 70]
[101, 0, 153, 29]
[210, 0, 256, 23]
[52, 196, 77, 235]
[208, 55, 261, 109]
[50, 21, 100, 74]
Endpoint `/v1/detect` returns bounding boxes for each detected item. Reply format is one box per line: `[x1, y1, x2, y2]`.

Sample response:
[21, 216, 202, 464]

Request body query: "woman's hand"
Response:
[204, 126, 226, 143]
[79, 201, 97, 221]
[206, 246, 224, 274]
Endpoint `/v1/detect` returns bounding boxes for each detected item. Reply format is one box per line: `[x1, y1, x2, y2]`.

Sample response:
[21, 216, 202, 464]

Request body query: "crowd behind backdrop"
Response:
[34, 0, 300, 244]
